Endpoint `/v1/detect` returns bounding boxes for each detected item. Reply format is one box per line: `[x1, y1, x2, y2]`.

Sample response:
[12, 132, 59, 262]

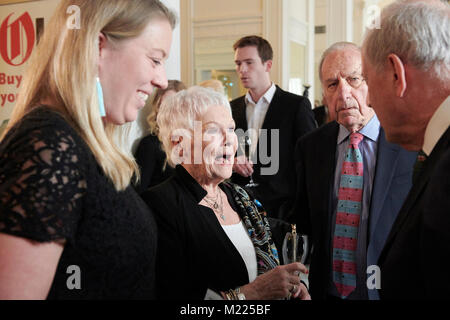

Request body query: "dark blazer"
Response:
[378, 127, 450, 300]
[142, 165, 269, 300]
[291, 121, 417, 300]
[231, 85, 316, 219]
[134, 134, 173, 194]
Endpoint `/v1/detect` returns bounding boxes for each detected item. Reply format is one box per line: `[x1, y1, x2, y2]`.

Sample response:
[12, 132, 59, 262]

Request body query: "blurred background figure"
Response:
[134, 80, 186, 194]
[198, 79, 226, 96]
[313, 98, 336, 127]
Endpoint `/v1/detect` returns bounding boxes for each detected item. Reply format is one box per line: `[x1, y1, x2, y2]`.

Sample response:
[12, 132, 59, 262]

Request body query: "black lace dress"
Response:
[0, 107, 157, 299]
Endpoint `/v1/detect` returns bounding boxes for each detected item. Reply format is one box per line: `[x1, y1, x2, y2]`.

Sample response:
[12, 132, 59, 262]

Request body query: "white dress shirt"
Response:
[245, 83, 276, 156]
[423, 95, 450, 156]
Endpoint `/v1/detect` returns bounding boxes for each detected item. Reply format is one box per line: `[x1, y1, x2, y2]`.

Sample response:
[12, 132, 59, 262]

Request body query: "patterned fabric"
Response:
[225, 182, 280, 275]
[333, 132, 364, 298]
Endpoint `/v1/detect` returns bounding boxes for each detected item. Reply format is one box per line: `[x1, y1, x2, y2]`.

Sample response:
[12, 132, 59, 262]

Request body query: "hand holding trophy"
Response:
[282, 224, 309, 299]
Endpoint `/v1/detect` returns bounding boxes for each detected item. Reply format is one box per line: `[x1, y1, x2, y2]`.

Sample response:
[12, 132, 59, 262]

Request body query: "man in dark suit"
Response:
[291, 42, 417, 300]
[362, 0, 450, 299]
[231, 35, 316, 219]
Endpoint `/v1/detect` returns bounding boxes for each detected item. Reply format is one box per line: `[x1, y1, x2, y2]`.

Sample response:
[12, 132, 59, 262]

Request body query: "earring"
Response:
[96, 77, 106, 117]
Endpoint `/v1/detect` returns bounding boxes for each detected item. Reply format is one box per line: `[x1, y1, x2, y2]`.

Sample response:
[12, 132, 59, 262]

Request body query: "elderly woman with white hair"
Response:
[142, 86, 310, 300]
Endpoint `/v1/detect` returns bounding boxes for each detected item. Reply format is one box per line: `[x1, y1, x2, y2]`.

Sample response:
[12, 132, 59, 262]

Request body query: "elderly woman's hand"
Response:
[240, 263, 309, 300]
[292, 282, 311, 300]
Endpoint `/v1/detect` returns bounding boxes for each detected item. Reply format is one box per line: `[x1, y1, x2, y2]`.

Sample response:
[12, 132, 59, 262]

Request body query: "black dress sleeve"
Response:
[142, 187, 189, 299]
[0, 118, 86, 242]
[134, 135, 157, 194]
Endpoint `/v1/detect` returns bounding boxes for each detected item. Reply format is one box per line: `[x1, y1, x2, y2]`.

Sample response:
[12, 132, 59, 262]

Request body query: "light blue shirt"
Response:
[328, 114, 380, 299]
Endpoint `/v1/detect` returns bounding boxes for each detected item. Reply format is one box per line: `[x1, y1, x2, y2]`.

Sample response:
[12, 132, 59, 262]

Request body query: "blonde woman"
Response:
[0, 0, 175, 299]
[134, 80, 186, 194]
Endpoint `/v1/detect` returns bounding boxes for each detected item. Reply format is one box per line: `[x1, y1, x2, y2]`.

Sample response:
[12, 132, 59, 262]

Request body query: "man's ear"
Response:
[265, 60, 273, 73]
[387, 53, 407, 98]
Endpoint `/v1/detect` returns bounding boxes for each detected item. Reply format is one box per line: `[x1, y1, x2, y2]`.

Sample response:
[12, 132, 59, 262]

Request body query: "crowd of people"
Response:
[0, 0, 448, 300]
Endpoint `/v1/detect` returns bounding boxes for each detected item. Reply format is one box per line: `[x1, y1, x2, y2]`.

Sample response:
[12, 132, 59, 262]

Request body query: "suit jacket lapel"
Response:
[232, 96, 248, 132]
[321, 123, 339, 248]
[369, 128, 401, 241]
[260, 86, 284, 131]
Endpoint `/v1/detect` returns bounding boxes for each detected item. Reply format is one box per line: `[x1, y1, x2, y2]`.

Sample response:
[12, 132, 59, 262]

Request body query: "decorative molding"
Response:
[193, 14, 262, 26]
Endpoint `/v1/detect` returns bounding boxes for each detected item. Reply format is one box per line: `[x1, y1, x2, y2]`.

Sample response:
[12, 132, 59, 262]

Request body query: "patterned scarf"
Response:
[224, 182, 280, 275]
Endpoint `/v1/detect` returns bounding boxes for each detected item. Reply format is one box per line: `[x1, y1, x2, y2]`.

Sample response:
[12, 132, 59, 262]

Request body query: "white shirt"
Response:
[245, 83, 276, 156]
[222, 222, 258, 283]
[203, 221, 258, 300]
[423, 95, 450, 156]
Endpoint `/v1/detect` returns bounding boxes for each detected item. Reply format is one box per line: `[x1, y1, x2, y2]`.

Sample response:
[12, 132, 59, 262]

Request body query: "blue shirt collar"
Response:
[337, 114, 380, 145]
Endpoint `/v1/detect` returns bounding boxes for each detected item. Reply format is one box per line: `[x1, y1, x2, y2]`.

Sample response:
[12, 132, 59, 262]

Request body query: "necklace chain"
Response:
[203, 190, 225, 221]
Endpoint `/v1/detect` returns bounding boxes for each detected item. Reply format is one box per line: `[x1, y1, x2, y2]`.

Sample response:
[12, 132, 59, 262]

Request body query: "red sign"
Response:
[0, 12, 35, 66]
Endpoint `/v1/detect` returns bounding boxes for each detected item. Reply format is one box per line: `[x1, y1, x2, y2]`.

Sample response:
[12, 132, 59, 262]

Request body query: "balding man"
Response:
[362, 0, 450, 299]
[289, 42, 416, 300]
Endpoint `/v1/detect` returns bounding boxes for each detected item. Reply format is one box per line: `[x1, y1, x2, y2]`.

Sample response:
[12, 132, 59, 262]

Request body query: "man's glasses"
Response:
[325, 76, 365, 93]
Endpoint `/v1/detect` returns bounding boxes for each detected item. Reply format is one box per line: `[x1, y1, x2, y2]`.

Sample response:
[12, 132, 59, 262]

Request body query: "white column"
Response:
[162, 0, 181, 80]
[326, 0, 354, 46]
[262, 0, 283, 87]
[307, 0, 315, 105]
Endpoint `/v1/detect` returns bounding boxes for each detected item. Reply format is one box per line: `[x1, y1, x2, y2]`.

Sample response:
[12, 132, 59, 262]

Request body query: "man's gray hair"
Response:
[157, 86, 231, 167]
[363, 0, 450, 82]
[318, 42, 361, 82]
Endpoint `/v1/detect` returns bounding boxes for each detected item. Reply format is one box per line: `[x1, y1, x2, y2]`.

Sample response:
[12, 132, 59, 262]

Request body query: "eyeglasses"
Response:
[325, 76, 365, 93]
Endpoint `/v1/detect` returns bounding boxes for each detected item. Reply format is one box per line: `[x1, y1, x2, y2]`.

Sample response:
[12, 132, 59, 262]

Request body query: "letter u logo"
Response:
[0, 12, 35, 66]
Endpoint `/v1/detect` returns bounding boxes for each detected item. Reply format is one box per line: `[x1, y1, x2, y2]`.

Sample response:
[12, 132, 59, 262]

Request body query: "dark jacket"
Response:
[378, 127, 450, 299]
[141, 165, 283, 300]
[134, 134, 173, 194]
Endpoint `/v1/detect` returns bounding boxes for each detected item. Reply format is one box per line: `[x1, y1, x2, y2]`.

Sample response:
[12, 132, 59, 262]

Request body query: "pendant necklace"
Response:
[204, 190, 225, 222]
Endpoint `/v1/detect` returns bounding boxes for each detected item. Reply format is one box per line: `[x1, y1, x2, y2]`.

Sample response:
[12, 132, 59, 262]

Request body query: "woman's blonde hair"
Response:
[147, 80, 186, 135]
[1, 0, 176, 191]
